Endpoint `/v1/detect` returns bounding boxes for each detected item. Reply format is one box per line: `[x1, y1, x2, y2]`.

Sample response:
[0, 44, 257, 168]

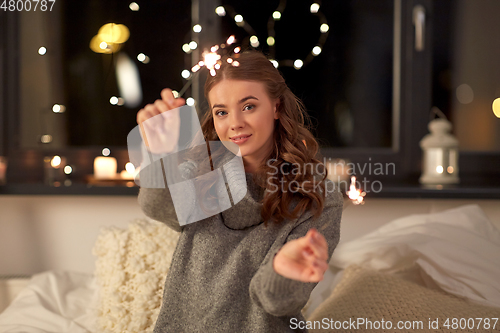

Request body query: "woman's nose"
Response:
[229, 111, 245, 130]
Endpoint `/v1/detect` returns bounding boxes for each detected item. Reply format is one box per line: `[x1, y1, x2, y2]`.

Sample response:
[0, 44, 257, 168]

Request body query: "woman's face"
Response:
[208, 79, 279, 168]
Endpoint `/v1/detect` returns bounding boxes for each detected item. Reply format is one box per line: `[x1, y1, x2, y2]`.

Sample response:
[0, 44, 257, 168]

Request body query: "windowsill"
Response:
[0, 182, 139, 196]
[1, 178, 499, 198]
[369, 176, 500, 199]
[372, 183, 500, 199]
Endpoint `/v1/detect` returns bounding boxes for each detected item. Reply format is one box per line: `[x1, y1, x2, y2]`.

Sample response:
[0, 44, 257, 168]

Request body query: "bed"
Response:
[1, 204, 499, 332]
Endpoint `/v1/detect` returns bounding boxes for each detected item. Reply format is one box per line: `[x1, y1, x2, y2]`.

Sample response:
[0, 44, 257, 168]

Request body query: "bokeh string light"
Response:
[211, 1, 329, 70]
[178, 2, 329, 98]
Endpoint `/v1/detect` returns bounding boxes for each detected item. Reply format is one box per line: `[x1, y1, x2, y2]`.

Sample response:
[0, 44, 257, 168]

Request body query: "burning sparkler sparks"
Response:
[346, 176, 366, 205]
[178, 35, 238, 97]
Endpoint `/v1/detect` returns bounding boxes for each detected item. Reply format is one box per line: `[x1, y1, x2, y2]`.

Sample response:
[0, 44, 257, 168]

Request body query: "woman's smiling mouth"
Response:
[230, 134, 252, 144]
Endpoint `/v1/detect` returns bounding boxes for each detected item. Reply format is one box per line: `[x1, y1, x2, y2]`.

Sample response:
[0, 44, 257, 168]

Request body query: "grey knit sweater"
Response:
[137, 149, 343, 332]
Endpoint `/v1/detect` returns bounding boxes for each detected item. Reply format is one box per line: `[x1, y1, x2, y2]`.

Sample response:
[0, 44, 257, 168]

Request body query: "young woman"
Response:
[136, 50, 343, 332]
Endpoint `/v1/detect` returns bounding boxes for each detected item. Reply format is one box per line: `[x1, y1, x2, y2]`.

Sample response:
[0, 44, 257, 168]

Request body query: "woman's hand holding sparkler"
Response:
[136, 88, 185, 154]
[273, 228, 329, 283]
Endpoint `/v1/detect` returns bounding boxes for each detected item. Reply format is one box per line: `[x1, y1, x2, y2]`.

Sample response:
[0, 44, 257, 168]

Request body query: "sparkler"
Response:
[177, 35, 238, 97]
[345, 176, 366, 207]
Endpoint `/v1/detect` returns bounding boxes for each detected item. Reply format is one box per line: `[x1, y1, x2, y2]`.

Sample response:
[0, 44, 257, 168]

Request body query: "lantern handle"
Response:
[430, 106, 448, 122]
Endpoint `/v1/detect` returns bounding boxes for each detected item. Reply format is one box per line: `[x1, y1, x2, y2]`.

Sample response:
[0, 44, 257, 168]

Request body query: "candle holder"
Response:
[86, 156, 136, 186]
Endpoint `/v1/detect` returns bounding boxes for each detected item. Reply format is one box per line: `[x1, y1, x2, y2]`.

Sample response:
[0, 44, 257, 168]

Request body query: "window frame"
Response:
[1, 0, 499, 197]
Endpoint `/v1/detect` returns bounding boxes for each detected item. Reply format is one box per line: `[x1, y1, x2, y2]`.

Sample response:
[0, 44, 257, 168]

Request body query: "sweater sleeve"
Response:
[137, 146, 196, 232]
[248, 190, 343, 317]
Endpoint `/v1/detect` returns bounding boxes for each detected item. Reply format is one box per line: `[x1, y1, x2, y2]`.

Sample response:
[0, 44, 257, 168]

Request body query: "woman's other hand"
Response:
[136, 88, 185, 154]
[273, 228, 329, 283]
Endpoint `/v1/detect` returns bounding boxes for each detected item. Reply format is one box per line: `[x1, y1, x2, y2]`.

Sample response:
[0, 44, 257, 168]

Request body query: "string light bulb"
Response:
[181, 69, 191, 79]
[215, 6, 226, 16]
[250, 35, 259, 47]
[234, 14, 244, 26]
[310, 3, 320, 13]
[293, 59, 303, 69]
[52, 104, 66, 113]
[182, 43, 191, 53]
[129, 2, 139, 11]
[312, 46, 322, 56]
[264, 2, 329, 70]
[193, 24, 202, 33]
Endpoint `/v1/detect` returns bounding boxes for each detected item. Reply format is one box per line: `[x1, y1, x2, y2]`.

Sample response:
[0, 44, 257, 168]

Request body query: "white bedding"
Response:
[329, 204, 500, 308]
[0, 271, 97, 333]
[1, 204, 499, 332]
[305, 204, 500, 318]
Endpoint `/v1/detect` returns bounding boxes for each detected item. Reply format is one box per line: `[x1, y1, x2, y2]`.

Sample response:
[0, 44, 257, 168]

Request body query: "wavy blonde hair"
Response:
[184, 50, 328, 225]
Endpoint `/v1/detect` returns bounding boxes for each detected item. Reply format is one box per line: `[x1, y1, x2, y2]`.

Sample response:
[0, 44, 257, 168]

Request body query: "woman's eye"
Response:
[243, 104, 254, 111]
[215, 110, 227, 117]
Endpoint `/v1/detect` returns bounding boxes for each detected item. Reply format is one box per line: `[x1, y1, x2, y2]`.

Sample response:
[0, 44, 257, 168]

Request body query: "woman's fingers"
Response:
[302, 260, 327, 282]
[154, 99, 169, 113]
[173, 97, 186, 108]
[161, 88, 186, 109]
[160, 88, 178, 109]
[303, 229, 329, 261]
[136, 88, 186, 125]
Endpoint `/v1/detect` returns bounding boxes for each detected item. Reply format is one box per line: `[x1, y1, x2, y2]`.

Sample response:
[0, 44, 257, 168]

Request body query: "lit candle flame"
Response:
[346, 176, 365, 205]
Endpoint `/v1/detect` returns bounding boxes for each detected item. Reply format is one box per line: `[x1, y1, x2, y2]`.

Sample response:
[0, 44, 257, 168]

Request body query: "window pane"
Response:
[19, 1, 191, 148]
[433, 0, 500, 152]
[221, 0, 395, 148]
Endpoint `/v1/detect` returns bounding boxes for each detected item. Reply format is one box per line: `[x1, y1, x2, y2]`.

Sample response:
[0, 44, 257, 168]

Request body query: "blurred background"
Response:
[1, 0, 499, 190]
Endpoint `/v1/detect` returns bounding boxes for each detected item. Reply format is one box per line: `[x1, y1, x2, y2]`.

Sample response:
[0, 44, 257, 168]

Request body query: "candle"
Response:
[94, 157, 117, 179]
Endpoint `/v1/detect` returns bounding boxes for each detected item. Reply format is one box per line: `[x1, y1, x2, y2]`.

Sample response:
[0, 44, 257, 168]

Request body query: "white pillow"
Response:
[92, 218, 179, 333]
[330, 204, 500, 307]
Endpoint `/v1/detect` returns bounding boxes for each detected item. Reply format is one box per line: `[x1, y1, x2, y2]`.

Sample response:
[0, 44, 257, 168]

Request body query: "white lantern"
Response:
[419, 118, 459, 185]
